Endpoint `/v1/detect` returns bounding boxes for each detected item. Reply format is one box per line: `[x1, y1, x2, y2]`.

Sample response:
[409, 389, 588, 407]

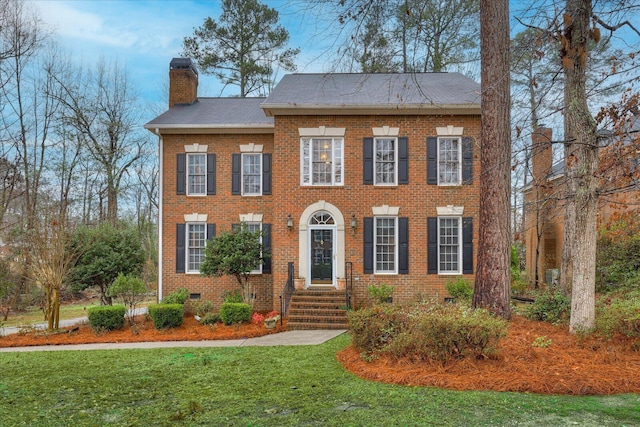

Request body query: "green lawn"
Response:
[1, 334, 639, 426]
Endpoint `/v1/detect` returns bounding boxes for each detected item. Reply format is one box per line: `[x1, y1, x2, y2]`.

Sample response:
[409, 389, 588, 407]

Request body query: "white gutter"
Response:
[154, 128, 164, 302]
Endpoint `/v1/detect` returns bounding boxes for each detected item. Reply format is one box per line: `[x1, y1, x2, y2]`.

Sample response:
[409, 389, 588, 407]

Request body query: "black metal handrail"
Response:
[279, 262, 295, 325]
[345, 261, 353, 310]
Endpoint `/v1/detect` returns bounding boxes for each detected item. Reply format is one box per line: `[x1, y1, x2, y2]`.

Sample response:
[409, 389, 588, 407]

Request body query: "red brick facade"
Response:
[150, 60, 482, 311]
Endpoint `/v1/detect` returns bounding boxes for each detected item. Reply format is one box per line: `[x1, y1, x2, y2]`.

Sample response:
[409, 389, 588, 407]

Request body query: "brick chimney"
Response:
[169, 58, 198, 108]
[531, 127, 553, 184]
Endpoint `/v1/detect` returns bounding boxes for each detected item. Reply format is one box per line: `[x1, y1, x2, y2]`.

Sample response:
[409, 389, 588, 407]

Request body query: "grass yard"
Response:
[1, 334, 639, 426]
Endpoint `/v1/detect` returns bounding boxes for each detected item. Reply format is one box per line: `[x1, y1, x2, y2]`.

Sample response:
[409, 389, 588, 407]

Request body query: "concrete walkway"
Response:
[0, 308, 346, 352]
[0, 329, 347, 352]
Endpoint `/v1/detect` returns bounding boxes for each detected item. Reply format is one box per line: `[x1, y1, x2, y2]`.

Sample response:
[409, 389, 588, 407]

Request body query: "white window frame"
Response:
[438, 216, 462, 274]
[300, 137, 344, 186]
[245, 222, 263, 274]
[437, 137, 462, 186]
[374, 216, 398, 274]
[186, 222, 207, 274]
[374, 137, 398, 186]
[241, 153, 262, 196]
[186, 153, 207, 196]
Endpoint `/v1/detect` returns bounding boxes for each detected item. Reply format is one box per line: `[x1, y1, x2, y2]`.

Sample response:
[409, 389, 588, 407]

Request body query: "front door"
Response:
[310, 228, 334, 285]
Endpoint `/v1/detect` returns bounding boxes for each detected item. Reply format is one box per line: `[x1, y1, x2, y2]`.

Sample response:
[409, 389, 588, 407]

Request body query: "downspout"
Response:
[154, 128, 164, 302]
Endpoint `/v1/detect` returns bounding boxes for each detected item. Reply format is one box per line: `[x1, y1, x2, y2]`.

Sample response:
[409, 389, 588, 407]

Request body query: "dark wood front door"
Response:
[310, 228, 333, 284]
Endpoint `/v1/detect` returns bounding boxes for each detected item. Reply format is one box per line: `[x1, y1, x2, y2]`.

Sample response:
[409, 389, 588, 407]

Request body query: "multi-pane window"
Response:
[438, 137, 461, 185]
[242, 154, 262, 195]
[187, 154, 206, 195]
[438, 217, 461, 273]
[301, 138, 343, 185]
[375, 137, 397, 185]
[246, 222, 263, 273]
[375, 217, 397, 274]
[187, 223, 206, 273]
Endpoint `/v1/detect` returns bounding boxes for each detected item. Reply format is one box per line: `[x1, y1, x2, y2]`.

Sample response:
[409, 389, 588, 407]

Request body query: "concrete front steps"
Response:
[286, 288, 349, 330]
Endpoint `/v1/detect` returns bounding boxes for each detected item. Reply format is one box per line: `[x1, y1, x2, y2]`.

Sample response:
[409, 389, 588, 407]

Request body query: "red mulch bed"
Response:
[0, 315, 286, 348]
[337, 315, 640, 395]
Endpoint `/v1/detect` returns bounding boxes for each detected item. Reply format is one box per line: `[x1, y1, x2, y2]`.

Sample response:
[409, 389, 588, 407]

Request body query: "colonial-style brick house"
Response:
[145, 58, 481, 326]
[523, 122, 640, 287]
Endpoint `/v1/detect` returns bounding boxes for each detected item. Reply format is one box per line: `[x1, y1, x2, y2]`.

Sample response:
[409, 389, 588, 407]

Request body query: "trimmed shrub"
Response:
[367, 283, 395, 304]
[195, 300, 215, 317]
[445, 277, 473, 301]
[219, 302, 251, 325]
[148, 303, 184, 329]
[201, 312, 221, 325]
[595, 295, 640, 339]
[87, 305, 126, 332]
[524, 291, 570, 324]
[221, 289, 244, 303]
[162, 288, 190, 305]
[348, 303, 508, 364]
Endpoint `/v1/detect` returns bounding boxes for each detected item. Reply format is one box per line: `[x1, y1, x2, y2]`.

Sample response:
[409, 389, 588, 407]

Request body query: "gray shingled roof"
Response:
[145, 97, 273, 133]
[261, 73, 481, 115]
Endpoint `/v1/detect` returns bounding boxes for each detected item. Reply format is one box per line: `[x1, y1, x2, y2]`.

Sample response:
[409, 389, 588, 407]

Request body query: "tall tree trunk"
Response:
[560, 0, 599, 332]
[473, 0, 512, 318]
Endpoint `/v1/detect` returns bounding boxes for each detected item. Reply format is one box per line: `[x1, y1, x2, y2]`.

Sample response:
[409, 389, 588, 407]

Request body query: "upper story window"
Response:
[301, 137, 343, 186]
[375, 137, 397, 185]
[187, 153, 207, 195]
[242, 153, 262, 196]
[438, 137, 461, 185]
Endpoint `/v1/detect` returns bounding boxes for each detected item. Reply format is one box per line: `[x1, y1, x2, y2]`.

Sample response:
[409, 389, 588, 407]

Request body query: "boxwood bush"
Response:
[87, 305, 126, 332]
[219, 302, 252, 325]
[148, 303, 184, 329]
[348, 302, 508, 364]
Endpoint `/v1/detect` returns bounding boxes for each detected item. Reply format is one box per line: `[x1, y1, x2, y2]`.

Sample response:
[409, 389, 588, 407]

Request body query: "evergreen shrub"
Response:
[219, 302, 251, 325]
[87, 305, 126, 332]
[148, 304, 184, 329]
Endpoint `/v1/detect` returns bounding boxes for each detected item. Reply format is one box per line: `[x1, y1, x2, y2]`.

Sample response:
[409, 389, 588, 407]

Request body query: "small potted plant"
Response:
[264, 310, 279, 329]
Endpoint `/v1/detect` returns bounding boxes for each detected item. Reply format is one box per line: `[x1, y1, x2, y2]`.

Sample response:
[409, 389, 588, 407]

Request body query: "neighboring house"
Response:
[523, 120, 640, 287]
[145, 58, 481, 313]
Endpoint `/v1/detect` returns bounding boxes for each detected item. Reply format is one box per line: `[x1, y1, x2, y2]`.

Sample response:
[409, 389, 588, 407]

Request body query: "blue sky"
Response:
[30, 0, 335, 118]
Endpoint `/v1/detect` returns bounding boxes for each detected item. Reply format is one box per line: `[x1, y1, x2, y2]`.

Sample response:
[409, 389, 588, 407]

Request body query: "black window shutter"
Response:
[176, 153, 186, 195]
[462, 217, 473, 274]
[363, 217, 374, 273]
[462, 137, 473, 185]
[398, 137, 409, 185]
[262, 223, 271, 274]
[231, 153, 241, 195]
[427, 137, 437, 185]
[427, 217, 438, 274]
[363, 137, 374, 185]
[176, 223, 186, 273]
[398, 217, 409, 274]
[262, 153, 272, 195]
[207, 223, 216, 241]
[207, 154, 216, 195]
